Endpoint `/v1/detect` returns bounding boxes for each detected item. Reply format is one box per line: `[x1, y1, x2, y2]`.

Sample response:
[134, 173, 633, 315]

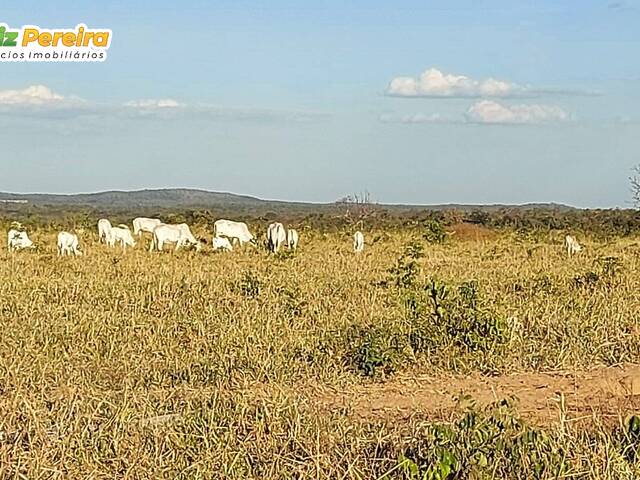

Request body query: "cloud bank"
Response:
[386, 68, 597, 98]
[381, 100, 570, 126]
[0, 85, 327, 123]
[379, 112, 453, 124]
[387, 68, 520, 98]
[123, 98, 184, 109]
[465, 100, 569, 124]
[0, 85, 67, 106]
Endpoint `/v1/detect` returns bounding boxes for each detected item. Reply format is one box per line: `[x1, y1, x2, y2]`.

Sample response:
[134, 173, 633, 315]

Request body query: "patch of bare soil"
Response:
[449, 223, 497, 242]
[312, 364, 640, 427]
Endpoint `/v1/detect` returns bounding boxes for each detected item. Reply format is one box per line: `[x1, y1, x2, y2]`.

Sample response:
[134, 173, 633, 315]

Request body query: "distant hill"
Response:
[0, 189, 277, 208]
[0, 188, 578, 212]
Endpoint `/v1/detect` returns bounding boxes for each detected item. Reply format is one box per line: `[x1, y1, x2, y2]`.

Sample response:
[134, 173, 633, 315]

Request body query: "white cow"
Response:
[353, 231, 364, 253]
[107, 226, 136, 250]
[212, 236, 233, 251]
[151, 223, 201, 252]
[133, 217, 162, 237]
[213, 219, 255, 246]
[7, 229, 34, 251]
[287, 228, 299, 250]
[564, 235, 582, 256]
[57, 231, 82, 256]
[267, 222, 287, 253]
[97, 219, 112, 243]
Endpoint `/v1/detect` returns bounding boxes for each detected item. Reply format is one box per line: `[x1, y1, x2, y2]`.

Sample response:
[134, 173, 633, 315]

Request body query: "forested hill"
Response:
[0, 188, 576, 212]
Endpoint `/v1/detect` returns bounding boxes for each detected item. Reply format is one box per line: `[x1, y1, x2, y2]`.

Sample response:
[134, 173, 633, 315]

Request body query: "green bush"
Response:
[396, 400, 568, 479]
[423, 220, 447, 244]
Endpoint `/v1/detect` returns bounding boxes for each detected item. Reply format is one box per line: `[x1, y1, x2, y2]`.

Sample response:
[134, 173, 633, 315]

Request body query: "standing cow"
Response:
[353, 231, 364, 253]
[564, 235, 582, 256]
[213, 219, 255, 246]
[151, 223, 201, 252]
[97, 219, 112, 244]
[57, 231, 82, 256]
[107, 226, 136, 250]
[267, 222, 287, 253]
[133, 217, 162, 237]
[287, 228, 299, 250]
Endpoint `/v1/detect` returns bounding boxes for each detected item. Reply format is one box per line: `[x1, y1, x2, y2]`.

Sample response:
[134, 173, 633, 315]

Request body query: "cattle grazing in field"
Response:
[287, 228, 299, 250]
[212, 236, 233, 251]
[97, 219, 112, 243]
[151, 223, 201, 252]
[267, 222, 287, 253]
[213, 219, 255, 246]
[133, 217, 162, 237]
[564, 235, 582, 256]
[353, 231, 364, 253]
[107, 226, 136, 250]
[57, 231, 82, 256]
[7, 229, 35, 251]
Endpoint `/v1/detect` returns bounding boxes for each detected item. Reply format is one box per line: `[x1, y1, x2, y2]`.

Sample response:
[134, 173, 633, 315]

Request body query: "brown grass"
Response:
[1, 227, 640, 478]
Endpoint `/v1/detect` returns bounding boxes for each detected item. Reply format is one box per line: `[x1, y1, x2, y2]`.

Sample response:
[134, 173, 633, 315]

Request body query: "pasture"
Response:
[1, 224, 640, 478]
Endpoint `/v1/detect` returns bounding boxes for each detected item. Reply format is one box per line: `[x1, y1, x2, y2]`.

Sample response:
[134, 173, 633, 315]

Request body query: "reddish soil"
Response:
[313, 364, 640, 427]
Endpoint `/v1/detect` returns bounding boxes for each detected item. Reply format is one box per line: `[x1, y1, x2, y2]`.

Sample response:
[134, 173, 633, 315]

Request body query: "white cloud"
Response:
[380, 99, 570, 126]
[386, 68, 521, 98]
[465, 100, 569, 124]
[123, 98, 184, 109]
[0, 85, 69, 106]
[0, 85, 327, 123]
[386, 68, 599, 98]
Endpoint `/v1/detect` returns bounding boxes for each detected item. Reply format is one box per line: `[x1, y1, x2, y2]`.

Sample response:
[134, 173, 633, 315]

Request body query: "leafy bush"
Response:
[396, 400, 569, 479]
[423, 220, 447, 244]
[343, 325, 408, 378]
[388, 242, 424, 289]
[405, 279, 509, 373]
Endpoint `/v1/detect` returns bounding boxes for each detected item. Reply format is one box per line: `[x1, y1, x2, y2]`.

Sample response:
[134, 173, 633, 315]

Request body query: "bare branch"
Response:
[631, 165, 640, 207]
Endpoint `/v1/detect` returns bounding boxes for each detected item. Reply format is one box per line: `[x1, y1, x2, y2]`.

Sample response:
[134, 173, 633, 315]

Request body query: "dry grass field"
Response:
[2, 224, 640, 478]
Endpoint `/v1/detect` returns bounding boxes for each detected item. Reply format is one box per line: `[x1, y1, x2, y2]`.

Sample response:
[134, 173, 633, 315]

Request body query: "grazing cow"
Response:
[151, 223, 201, 252]
[267, 222, 287, 253]
[353, 231, 364, 253]
[57, 231, 82, 256]
[564, 235, 582, 256]
[213, 219, 255, 246]
[7, 229, 34, 251]
[133, 217, 162, 237]
[107, 226, 136, 250]
[212, 236, 233, 251]
[97, 218, 112, 243]
[287, 228, 299, 250]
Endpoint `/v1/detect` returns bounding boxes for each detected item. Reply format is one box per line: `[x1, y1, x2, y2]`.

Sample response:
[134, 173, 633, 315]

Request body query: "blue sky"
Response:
[1, 0, 639, 207]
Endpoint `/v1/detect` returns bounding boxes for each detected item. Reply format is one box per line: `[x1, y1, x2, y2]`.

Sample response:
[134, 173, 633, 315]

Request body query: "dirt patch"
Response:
[449, 223, 497, 242]
[313, 364, 640, 427]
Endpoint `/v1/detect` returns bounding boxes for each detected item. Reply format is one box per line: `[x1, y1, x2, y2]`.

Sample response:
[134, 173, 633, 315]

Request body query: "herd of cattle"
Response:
[6, 214, 584, 257]
[6, 217, 369, 256]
